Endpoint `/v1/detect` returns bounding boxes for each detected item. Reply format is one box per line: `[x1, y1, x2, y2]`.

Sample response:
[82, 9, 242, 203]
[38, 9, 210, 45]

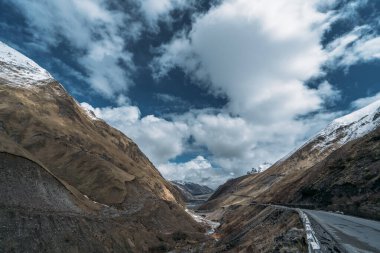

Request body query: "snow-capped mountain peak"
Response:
[279, 99, 380, 163]
[314, 100, 380, 151]
[0, 41, 52, 86]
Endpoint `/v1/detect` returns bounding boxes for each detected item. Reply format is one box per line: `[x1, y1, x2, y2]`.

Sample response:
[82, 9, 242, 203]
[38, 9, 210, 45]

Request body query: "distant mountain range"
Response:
[172, 180, 214, 196]
[171, 180, 214, 203]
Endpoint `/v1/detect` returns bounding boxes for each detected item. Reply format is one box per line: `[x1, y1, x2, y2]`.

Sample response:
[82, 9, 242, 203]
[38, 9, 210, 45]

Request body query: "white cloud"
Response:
[152, 0, 335, 124]
[138, 0, 192, 28]
[167, 109, 338, 175]
[327, 26, 380, 68]
[81, 100, 340, 187]
[351, 92, 380, 109]
[158, 156, 228, 188]
[149, 0, 353, 181]
[151, 34, 204, 80]
[81, 102, 140, 125]
[127, 115, 189, 164]
[80, 102, 189, 165]
[317, 81, 341, 105]
[190, 114, 255, 159]
[19, 0, 377, 188]
[9, 0, 139, 98]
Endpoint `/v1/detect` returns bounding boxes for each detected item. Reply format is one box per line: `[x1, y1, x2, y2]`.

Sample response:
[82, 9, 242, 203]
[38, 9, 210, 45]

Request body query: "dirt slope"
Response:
[0, 82, 184, 206]
[285, 126, 380, 219]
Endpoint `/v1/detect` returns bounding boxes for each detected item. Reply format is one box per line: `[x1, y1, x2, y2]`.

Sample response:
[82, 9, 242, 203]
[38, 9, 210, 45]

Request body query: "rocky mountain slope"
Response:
[201, 205, 306, 252]
[201, 100, 380, 219]
[171, 181, 214, 210]
[0, 41, 207, 252]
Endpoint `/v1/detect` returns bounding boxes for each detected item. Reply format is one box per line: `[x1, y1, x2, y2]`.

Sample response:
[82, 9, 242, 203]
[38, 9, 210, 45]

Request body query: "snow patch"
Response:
[0, 41, 53, 86]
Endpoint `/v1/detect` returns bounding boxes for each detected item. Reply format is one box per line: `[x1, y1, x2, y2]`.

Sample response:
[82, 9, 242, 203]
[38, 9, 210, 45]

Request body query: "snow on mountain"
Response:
[279, 100, 380, 162]
[313, 99, 380, 151]
[0, 41, 52, 86]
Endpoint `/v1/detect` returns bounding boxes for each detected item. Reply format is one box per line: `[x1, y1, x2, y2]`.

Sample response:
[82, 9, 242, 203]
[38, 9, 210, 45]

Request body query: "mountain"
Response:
[0, 41, 206, 252]
[194, 100, 380, 252]
[171, 181, 214, 209]
[201, 100, 380, 219]
[172, 181, 214, 197]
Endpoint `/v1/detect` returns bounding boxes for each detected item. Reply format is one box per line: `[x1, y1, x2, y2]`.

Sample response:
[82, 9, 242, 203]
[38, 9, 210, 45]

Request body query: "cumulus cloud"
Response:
[191, 114, 255, 159]
[81, 102, 140, 125]
[158, 156, 228, 188]
[8, 0, 201, 98]
[317, 81, 341, 105]
[149, 0, 340, 169]
[76, 0, 364, 186]
[75, 0, 378, 187]
[148, 0, 371, 182]
[327, 26, 380, 68]
[351, 92, 380, 109]
[14, 0, 377, 187]
[185, 110, 339, 174]
[152, 0, 334, 124]
[137, 0, 193, 29]
[81, 102, 231, 185]
[81, 99, 340, 186]
[80, 102, 189, 165]
[9, 0, 139, 98]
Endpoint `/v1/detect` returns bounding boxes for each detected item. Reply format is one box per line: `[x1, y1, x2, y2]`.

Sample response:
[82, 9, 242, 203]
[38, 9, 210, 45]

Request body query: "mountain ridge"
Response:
[0, 41, 207, 252]
[201, 99, 380, 220]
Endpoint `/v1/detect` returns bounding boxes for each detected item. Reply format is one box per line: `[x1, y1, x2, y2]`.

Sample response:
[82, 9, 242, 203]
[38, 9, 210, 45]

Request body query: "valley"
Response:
[1, 39, 379, 253]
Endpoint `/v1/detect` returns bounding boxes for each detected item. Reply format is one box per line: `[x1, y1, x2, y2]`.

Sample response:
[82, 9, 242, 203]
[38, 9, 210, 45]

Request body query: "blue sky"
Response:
[1, 0, 379, 188]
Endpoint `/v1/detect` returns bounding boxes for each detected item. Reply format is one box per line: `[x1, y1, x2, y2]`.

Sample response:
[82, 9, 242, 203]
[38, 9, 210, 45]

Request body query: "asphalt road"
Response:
[304, 210, 380, 253]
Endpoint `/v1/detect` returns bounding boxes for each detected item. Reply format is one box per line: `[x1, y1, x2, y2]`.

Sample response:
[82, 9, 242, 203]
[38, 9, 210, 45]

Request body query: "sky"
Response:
[0, 0, 379, 188]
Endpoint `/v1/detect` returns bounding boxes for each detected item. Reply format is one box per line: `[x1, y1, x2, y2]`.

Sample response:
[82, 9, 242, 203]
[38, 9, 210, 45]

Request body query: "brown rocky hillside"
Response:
[0, 42, 206, 252]
[201, 101, 380, 220]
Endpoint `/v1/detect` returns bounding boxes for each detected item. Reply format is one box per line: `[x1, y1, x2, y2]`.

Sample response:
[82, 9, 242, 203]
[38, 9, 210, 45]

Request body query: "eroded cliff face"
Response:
[0, 41, 206, 252]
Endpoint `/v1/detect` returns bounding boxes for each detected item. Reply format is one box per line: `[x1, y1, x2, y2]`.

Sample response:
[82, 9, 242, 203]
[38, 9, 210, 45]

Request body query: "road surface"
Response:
[304, 210, 380, 253]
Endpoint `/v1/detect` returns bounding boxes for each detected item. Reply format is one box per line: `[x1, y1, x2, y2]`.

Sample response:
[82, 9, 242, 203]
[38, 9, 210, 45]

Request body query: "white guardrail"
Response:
[297, 209, 322, 253]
